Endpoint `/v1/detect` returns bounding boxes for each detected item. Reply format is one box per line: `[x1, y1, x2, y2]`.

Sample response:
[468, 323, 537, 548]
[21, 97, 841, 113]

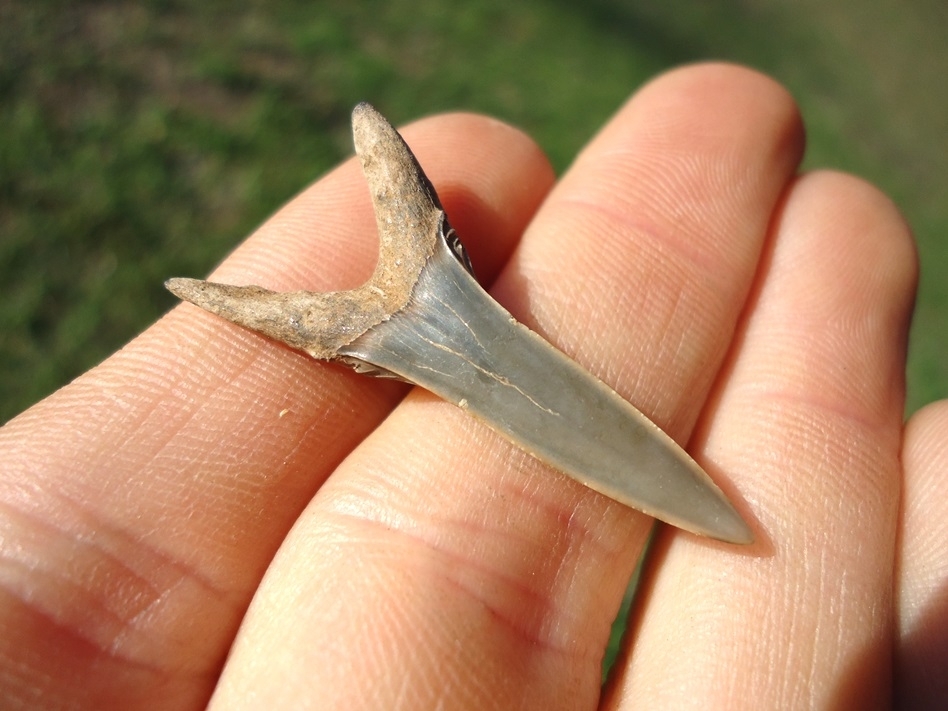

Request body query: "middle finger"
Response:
[211, 64, 804, 709]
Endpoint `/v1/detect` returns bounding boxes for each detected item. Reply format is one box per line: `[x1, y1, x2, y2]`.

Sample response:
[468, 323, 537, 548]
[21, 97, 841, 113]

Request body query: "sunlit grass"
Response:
[2, 2, 944, 417]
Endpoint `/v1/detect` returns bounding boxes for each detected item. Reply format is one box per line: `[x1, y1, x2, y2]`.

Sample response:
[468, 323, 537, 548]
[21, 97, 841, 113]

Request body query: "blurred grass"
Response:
[2, 1, 946, 424]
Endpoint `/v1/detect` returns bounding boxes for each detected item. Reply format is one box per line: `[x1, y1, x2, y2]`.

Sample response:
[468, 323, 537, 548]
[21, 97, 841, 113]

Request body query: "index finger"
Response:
[0, 113, 553, 710]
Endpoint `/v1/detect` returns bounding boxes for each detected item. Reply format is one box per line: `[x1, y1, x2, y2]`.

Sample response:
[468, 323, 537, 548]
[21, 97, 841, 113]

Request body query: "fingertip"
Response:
[598, 62, 805, 171]
[778, 170, 918, 384]
[794, 169, 918, 300]
[644, 61, 799, 108]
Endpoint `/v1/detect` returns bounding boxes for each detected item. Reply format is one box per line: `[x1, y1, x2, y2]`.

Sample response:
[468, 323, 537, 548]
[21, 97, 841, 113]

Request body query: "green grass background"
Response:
[2, 0, 946, 680]
[3, 1, 946, 423]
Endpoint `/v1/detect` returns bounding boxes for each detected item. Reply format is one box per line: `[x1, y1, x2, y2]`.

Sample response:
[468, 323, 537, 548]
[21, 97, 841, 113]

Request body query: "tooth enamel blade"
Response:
[338, 236, 753, 545]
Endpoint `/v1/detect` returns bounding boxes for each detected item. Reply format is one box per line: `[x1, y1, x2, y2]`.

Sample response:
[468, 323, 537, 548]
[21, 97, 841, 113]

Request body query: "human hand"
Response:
[2, 63, 944, 710]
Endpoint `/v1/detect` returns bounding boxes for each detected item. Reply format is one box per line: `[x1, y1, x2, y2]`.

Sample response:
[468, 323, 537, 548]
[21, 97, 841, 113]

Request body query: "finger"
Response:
[210, 64, 804, 709]
[606, 172, 917, 708]
[0, 114, 552, 710]
[896, 400, 948, 707]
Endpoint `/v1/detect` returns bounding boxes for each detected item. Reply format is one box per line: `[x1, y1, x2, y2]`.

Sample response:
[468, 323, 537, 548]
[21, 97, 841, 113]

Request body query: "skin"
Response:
[0, 63, 944, 709]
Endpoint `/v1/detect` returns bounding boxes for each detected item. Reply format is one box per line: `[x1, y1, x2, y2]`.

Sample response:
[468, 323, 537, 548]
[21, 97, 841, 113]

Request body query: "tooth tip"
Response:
[723, 522, 755, 546]
[707, 509, 755, 545]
